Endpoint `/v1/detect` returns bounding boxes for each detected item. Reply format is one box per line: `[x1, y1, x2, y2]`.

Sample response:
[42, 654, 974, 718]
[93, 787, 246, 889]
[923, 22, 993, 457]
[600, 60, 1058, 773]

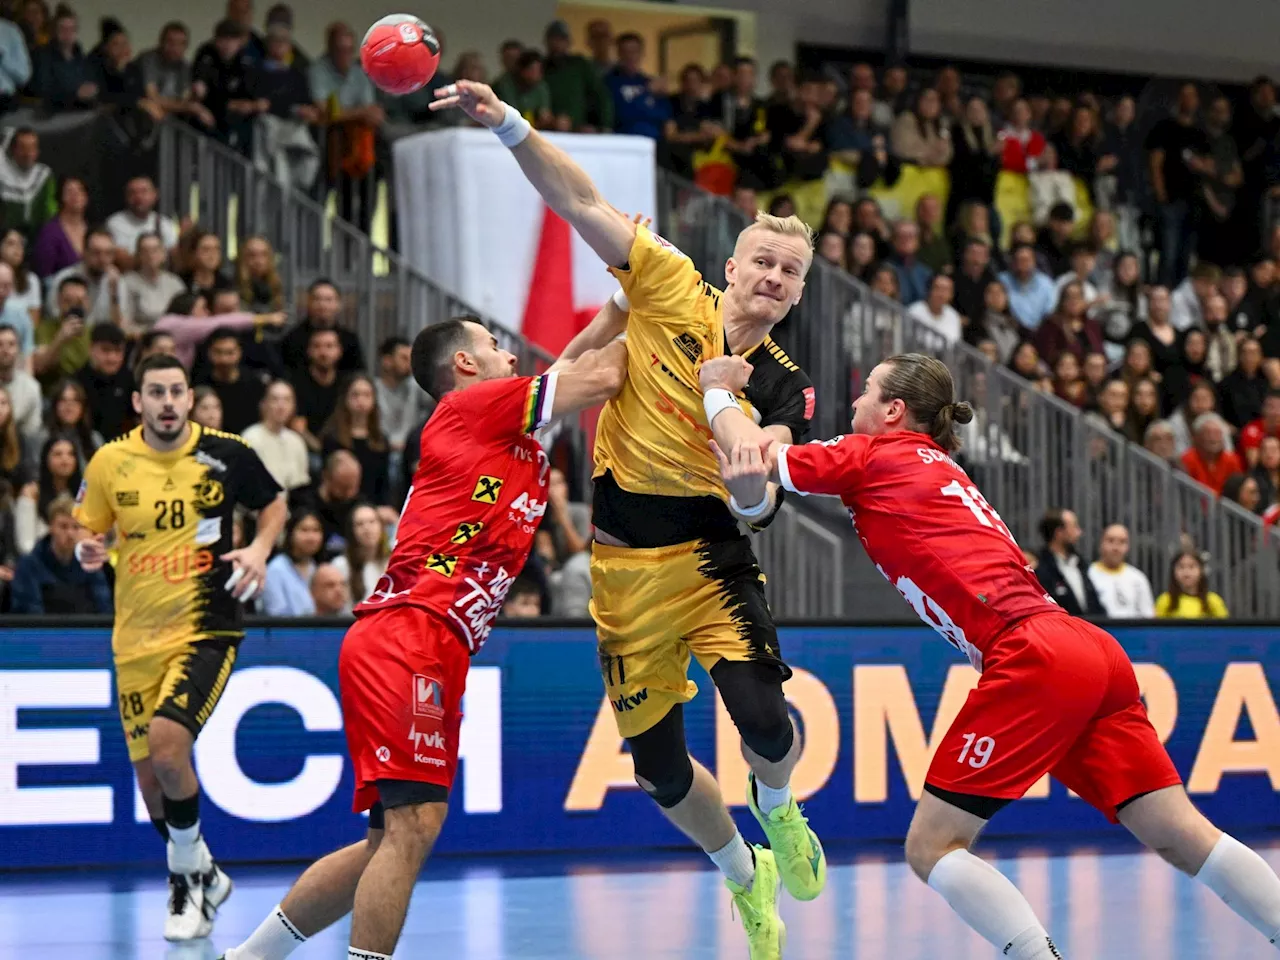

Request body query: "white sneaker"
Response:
[164, 872, 211, 941]
[202, 863, 233, 920]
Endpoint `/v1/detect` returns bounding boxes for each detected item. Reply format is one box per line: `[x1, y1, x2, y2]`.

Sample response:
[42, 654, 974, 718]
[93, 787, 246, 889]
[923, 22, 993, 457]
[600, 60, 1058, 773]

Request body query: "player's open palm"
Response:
[431, 79, 504, 128]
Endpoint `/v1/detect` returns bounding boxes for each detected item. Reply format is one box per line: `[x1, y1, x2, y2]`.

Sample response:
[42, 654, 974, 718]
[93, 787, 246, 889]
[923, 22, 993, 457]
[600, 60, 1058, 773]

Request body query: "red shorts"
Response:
[339, 604, 469, 814]
[925, 613, 1182, 822]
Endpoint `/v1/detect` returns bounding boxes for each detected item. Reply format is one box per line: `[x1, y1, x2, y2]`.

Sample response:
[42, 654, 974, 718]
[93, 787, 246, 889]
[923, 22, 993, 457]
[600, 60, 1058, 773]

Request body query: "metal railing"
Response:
[154, 120, 846, 616]
[657, 170, 1280, 618]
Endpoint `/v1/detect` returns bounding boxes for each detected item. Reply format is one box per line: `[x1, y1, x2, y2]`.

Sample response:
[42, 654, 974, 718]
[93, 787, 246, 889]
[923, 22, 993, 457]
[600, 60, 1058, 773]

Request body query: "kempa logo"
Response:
[611, 688, 649, 712]
[375, 745, 391, 762]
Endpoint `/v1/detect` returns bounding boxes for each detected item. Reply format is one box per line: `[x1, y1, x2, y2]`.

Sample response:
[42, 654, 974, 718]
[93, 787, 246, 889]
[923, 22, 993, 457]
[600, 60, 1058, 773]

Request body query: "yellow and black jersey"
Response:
[74, 424, 282, 662]
[596, 226, 815, 547]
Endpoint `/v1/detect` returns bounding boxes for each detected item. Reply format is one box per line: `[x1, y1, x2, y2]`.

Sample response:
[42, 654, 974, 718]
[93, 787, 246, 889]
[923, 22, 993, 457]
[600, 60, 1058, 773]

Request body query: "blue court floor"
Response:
[2, 838, 1278, 959]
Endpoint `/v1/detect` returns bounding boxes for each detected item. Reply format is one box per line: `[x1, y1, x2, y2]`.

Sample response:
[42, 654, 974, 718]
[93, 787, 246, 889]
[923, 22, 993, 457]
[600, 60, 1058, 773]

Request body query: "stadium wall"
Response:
[3, 620, 1280, 870]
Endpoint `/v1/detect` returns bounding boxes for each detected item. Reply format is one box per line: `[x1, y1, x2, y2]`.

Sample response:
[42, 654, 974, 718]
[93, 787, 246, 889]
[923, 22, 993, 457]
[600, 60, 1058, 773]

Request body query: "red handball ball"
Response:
[360, 15, 441, 96]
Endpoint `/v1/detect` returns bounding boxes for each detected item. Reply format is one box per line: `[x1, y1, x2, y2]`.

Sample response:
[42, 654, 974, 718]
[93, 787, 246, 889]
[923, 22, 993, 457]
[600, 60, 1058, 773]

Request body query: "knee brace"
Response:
[628, 705, 695, 809]
[713, 660, 794, 763]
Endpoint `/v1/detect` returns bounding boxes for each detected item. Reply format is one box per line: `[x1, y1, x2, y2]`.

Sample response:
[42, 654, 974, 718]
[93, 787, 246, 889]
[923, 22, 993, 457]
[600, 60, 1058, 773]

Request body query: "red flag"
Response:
[521, 205, 597, 356]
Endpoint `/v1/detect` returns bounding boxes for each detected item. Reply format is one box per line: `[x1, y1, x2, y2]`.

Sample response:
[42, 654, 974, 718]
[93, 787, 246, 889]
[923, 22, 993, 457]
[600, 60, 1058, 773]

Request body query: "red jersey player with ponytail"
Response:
[699, 351, 1280, 960]
[221, 317, 627, 960]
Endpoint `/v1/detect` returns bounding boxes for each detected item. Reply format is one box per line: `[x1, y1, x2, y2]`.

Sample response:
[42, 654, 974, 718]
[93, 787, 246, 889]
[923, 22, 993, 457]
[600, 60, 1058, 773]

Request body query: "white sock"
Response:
[927, 849, 1062, 958]
[167, 822, 203, 874]
[754, 778, 793, 815]
[228, 904, 307, 959]
[348, 950, 392, 960]
[709, 832, 756, 888]
[1196, 833, 1280, 945]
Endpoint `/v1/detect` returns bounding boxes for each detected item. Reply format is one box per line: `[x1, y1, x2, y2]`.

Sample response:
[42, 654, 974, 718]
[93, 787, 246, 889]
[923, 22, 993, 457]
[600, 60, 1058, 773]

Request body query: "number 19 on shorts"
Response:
[958, 733, 995, 768]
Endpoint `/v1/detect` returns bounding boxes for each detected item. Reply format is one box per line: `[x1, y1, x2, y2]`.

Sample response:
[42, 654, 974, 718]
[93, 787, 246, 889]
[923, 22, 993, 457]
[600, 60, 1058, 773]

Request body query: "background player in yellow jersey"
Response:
[434, 81, 823, 958]
[75, 354, 287, 942]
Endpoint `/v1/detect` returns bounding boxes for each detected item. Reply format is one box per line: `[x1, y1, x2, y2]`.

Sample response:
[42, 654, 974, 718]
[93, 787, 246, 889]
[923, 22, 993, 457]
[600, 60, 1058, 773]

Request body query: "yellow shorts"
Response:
[115, 639, 239, 762]
[589, 536, 789, 739]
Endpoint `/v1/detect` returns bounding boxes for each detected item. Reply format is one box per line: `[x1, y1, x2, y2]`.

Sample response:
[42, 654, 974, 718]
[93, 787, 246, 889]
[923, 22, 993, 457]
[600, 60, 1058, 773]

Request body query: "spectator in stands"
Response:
[1251, 434, 1280, 506]
[1088, 210, 1119, 282]
[1235, 78, 1279, 256]
[998, 242, 1056, 331]
[1196, 94, 1244, 267]
[846, 62, 889, 128]
[0, 382, 29, 496]
[1128, 377, 1162, 443]
[951, 200, 996, 257]
[16, 435, 79, 553]
[0, 324, 40, 442]
[261, 506, 325, 616]
[880, 64, 909, 114]
[1223, 473, 1262, 515]
[1144, 419, 1178, 465]
[1095, 378, 1130, 435]
[152, 290, 284, 368]
[604, 33, 669, 140]
[888, 220, 931, 305]
[375, 335, 426, 453]
[494, 48, 553, 129]
[330, 502, 389, 605]
[289, 327, 342, 453]
[30, 5, 96, 111]
[820, 198, 853, 238]
[0, 263, 33, 360]
[74, 323, 132, 441]
[1221, 266, 1254, 335]
[105, 177, 178, 271]
[815, 232, 846, 269]
[890, 88, 952, 170]
[1, 230, 40, 327]
[766, 59, 794, 108]
[1164, 331, 1213, 419]
[1055, 242, 1101, 305]
[1035, 203, 1076, 278]
[1203, 294, 1237, 381]
[191, 385, 223, 429]
[1051, 352, 1087, 407]
[235, 235, 283, 312]
[543, 19, 611, 132]
[492, 38, 523, 89]
[702, 57, 771, 189]
[33, 276, 89, 383]
[1169, 379, 1220, 456]
[1221, 338, 1268, 429]
[1096, 252, 1147, 356]
[1052, 104, 1112, 199]
[827, 88, 897, 192]
[868, 261, 901, 302]
[243, 379, 309, 491]
[1155, 551, 1227, 618]
[193, 19, 260, 153]
[136, 21, 215, 129]
[216, 0, 265, 63]
[1128, 286, 1180, 375]
[1169, 262, 1218, 332]
[998, 99, 1048, 173]
[1117, 338, 1158, 391]
[281, 279, 363, 374]
[180, 230, 231, 302]
[1082, 351, 1109, 404]
[136, 329, 176, 362]
[118, 233, 185, 336]
[947, 97, 1000, 224]
[848, 232, 877, 282]
[11, 495, 109, 613]
[501, 576, 542, 617]
[0, 129, 55, 241]
[1100, 96, 1144, 251]
[1087, 523, 1155, 619]
[1035, 508, 1105, 617]
[965, 280, 1021, 362]
[90, 19, 139, 113]
[36, 377, 99, 465]
[46, 227, 116, 327]
[1181, 412, 1243, 493]
[291, 449, 360, 550]
[584, 19, 612, 77]
[988, 71, 1020, 128]
[905, 273, 962, 347]
[310, 562, 351, 616]
[853, 197, 892, 258]
[1239, 389, 1280, 468]
[0, 11, 27, 106]
[661, 64, 712, 178]
[321, 373, 390, 506]
[197, 327, 266, 434]
[1146, 82, 1209, 288]
[31, 176, 87, 280]
[248, 19, 316, 118]
[914, 194, 951, 274]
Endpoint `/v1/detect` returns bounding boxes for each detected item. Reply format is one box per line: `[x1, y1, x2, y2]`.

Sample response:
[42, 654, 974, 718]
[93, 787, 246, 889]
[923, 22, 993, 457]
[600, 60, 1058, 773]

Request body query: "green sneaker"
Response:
[725, 845, 786, 960]
[747, 772, 827, 901]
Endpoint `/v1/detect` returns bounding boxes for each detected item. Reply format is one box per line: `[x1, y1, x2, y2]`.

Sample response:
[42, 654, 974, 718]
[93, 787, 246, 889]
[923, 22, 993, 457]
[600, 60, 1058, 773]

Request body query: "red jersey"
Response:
[355, 373, 558, 652]
[777, 432, 1057, 670]
[1240, 418, 1280, 454]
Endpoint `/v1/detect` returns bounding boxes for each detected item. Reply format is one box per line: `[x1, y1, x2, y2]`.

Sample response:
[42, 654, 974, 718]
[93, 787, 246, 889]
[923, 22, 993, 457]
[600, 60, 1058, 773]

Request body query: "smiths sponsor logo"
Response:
[413, 675, 445, 719]
[672, 333, 702, 364]
[115, 490, 140, 507]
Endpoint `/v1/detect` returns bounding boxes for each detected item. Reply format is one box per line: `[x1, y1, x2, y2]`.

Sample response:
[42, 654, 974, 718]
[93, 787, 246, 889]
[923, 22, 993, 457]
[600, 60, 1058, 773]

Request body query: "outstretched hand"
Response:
[430, 79, 506, 127]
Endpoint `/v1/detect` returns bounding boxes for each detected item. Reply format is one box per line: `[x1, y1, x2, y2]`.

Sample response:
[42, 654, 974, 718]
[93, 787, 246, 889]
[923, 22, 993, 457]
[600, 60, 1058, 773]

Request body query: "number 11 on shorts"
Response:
[958, 733, 995, 768]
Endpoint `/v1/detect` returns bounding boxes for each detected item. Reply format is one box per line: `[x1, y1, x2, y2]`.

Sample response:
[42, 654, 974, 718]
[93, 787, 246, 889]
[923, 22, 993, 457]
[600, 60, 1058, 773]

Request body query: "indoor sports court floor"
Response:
[2, 837, 1277, 959]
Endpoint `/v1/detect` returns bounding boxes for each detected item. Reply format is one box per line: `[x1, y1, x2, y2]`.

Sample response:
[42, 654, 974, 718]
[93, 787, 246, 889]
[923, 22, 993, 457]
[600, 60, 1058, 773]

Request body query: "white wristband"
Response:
[703, 388, 740, 426]
[611, 289, 630, 311]
[493, 103, 532, 148]
[730, 492, 771, 517]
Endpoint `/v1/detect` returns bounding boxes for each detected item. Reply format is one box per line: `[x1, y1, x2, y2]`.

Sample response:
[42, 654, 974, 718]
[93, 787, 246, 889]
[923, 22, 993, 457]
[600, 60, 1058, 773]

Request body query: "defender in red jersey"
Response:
[700, 352, 1280, 959]
[221, 317, 627, 960]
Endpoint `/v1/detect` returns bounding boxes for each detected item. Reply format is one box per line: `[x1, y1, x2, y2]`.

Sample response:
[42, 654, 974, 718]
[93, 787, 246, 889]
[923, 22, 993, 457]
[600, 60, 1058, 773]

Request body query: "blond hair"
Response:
[734, 212, 816, 261]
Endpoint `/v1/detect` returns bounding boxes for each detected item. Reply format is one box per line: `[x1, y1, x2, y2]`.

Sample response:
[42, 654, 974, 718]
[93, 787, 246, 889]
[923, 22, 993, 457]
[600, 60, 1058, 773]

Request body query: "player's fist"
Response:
[75, 534, 107, 572]
[709, 438, 770, 508]
[699, 355, 752, 393]
[430, 79, 505, 128]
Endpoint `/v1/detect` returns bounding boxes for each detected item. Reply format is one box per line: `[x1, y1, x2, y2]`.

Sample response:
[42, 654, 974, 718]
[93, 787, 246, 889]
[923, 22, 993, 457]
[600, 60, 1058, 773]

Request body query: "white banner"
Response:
[394, 128, 656, 351]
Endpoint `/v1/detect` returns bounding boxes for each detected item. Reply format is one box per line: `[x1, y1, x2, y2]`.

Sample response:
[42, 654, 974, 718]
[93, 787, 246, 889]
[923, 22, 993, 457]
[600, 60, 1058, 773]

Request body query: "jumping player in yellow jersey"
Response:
[74, 354, 287, 943]
[433, 81, 824, 958]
